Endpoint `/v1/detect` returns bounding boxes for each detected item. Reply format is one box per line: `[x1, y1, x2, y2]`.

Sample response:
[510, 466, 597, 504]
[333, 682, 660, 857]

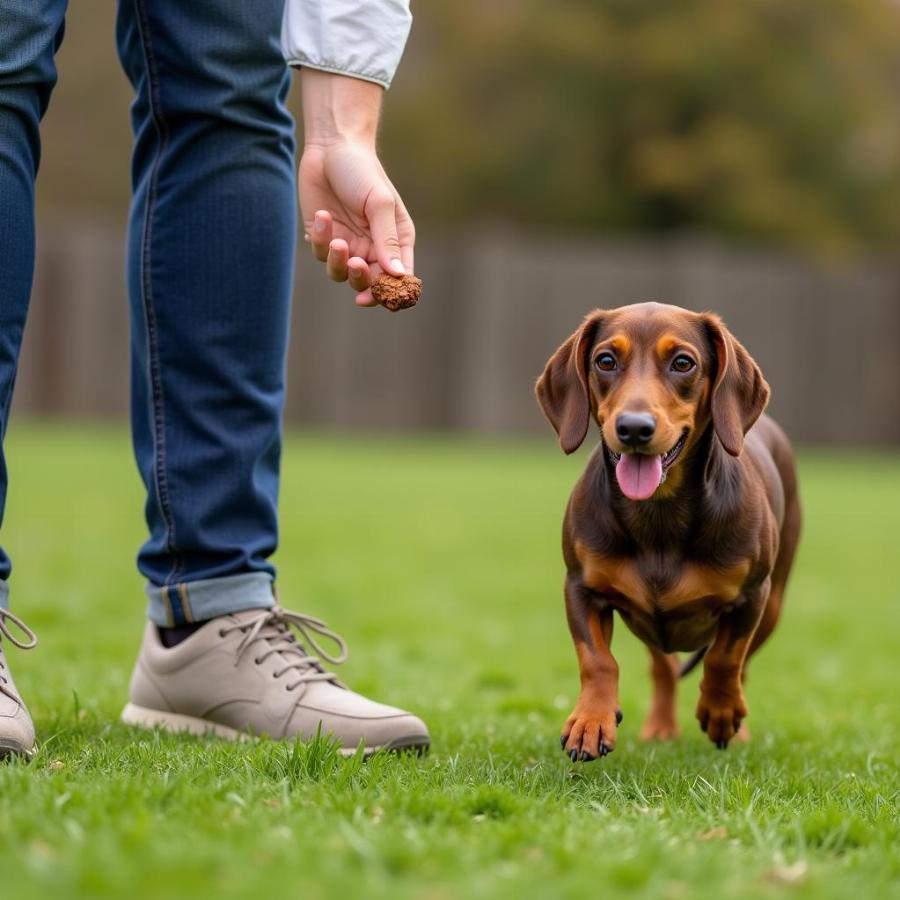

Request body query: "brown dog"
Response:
[536, 302, 800, 760]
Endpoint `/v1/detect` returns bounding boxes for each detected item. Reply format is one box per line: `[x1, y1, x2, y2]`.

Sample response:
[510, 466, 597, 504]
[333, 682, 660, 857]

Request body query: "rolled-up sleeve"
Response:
[282, 0, 413, 90]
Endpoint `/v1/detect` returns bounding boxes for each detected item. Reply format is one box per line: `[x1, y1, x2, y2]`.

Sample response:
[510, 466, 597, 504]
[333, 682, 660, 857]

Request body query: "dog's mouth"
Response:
[661, 429, 689, 472]
[607, 429, 689, 501]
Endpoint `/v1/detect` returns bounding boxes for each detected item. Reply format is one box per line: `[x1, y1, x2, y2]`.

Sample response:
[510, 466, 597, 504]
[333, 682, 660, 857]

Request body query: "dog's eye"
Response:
[671, 354, 695, 373]
[595, 352, 617, 372]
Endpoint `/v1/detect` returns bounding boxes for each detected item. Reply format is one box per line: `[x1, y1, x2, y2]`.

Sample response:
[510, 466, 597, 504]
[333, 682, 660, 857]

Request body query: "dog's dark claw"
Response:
[580, 750, 594, 762]
[615, 709, 624, 725]
[599, 742, 611, 757]
[716, 739, 727, 750]
[560, 734, 567, 748]
[569, 749, 578, 763]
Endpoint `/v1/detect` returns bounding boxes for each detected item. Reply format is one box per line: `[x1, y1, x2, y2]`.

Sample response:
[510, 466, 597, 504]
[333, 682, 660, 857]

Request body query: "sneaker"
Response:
[121, 605, 430, 755]
[0, 609, 37, 759]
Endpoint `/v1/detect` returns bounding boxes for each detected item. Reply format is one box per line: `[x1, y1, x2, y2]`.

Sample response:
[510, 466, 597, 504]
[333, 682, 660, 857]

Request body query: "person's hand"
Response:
[298, 69, 414, 308]
[299, 141, 415, 307]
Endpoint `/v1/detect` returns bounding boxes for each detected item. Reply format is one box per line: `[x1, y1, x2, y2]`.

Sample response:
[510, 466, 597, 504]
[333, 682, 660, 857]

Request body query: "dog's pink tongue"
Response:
[615, 453, 664, 501]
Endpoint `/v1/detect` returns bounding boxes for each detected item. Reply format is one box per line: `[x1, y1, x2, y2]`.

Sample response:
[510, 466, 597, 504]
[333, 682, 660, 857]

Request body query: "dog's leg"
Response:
[746, 583, 785, 660]
[729, 579, 785, 744]
[695, 580, 769, 748]
[640, 647, 681, 741]
[561, 575, 621, 761]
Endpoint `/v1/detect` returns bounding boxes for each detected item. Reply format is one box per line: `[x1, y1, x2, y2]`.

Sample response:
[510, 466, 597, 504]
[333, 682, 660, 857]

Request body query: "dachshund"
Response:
[536, 302, 800, 760]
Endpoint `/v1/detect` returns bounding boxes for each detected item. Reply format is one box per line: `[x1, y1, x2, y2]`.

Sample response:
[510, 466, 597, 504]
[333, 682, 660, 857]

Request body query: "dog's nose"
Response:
[615, 412, 656, 447]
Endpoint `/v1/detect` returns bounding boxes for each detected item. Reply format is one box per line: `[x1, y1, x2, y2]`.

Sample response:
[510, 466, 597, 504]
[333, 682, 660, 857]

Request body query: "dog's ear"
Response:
[535, 312, 603, 454]
[703, 314, 770, 457]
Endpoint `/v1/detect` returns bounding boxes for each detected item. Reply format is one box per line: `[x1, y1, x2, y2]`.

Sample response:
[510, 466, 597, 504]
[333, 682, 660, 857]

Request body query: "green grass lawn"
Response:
[0, 423, 897, 900]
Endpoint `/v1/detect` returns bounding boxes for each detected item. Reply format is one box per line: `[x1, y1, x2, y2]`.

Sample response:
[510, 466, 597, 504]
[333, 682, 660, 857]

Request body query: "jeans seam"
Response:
[178, 583, 194, 623]
[0, 371, 18, 441]
[132, 0, 183, 587]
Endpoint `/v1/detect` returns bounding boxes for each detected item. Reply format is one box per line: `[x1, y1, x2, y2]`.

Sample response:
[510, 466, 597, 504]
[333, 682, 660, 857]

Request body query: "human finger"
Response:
[396, 200, 416, 274]
[310, 210, 333, 262]
[366, 190, 406, 277]
[347, 256, 371, 293]
[326, 239, 350, 282]
[355, 289, 378, 308]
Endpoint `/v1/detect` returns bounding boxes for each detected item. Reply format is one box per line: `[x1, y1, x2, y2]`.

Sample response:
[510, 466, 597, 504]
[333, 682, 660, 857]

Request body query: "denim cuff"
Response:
[146, 572, 275, 627]
[0, 579, 8, 610]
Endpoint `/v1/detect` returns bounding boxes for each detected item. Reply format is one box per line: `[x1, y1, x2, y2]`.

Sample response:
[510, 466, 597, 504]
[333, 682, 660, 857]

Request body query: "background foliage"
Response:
[40, 0, 900, 257]
[385, 0, 900, 254]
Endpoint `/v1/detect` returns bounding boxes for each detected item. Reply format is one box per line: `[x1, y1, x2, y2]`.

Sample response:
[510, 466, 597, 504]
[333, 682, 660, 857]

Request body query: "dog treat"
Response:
[371, 273, 422, 312]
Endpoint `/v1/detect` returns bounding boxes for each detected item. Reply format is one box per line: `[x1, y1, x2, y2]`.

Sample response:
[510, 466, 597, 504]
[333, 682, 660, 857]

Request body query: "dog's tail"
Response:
[679, 646, 709, 678]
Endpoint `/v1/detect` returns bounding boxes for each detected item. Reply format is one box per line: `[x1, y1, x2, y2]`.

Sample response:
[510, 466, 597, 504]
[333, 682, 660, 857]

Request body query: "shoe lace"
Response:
[0, 608, 38, 694]
[220, 605, 348, 691]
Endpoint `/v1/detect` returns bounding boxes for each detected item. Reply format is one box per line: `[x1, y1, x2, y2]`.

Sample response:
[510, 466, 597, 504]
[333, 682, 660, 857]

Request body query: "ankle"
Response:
[158, 621, 207, 647]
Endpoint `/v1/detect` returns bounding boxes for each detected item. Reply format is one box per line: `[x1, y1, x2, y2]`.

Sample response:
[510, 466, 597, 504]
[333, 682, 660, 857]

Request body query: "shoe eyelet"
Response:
[254, 657, 262, 665]
[218, 629, 226, 638]
[273, 671, 282, 679]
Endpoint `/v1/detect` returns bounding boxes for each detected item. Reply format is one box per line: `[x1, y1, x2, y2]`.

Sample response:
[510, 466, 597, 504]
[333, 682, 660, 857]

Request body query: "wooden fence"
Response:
[15, 220, 900, 444]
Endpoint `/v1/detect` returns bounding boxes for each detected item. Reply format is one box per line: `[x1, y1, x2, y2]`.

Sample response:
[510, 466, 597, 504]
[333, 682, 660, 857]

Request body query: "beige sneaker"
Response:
[0, 609, 37, 759]
[121, 605, 430, 755]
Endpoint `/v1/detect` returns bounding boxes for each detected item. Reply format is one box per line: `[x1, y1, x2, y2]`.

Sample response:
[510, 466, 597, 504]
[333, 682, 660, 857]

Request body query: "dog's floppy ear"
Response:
[703, 314, 770, 457]
[535, 312, 603, 454]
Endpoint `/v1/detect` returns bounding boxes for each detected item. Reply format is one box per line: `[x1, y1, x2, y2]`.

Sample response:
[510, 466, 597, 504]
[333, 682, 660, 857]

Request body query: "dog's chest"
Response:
[576, 542, 750, 651]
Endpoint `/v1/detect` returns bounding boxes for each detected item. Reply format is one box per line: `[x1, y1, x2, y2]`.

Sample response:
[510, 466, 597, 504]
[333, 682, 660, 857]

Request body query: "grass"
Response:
[0, 422, 898, 900]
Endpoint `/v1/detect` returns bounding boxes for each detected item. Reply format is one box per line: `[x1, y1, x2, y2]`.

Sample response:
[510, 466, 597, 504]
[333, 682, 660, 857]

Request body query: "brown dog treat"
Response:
[370, 273, 422, 312]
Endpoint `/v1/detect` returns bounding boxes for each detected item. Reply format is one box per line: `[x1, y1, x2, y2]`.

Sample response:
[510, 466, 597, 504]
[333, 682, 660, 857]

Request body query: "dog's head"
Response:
[535, 303, 769, 500]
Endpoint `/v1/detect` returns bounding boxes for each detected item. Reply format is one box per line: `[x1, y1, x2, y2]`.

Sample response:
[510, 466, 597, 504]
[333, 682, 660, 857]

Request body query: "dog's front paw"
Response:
[561, 704, 622, 762]
[695, 689, 748, 749]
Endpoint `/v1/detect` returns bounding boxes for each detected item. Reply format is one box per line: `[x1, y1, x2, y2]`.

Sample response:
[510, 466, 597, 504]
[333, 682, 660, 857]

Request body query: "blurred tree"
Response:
[383, 0, 900, 254]
[37, 0, 900, 255]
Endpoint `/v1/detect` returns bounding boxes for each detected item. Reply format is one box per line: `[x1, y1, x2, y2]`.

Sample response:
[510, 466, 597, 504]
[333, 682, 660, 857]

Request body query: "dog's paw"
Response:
[695, 691, 748, 749]
[560, 706, 621, 762]
[639, 713, 681, 742]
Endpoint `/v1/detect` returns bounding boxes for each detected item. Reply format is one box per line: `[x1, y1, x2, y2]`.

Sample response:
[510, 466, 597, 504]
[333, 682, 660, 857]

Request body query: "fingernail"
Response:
[391, 259, 406, 275]
[314, 216, 325, 231]
[349, 267, 362, 278]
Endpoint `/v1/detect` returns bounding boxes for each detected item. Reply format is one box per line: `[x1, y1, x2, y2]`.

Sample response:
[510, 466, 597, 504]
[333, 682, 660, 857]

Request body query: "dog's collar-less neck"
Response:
[596, 428, 744, 554]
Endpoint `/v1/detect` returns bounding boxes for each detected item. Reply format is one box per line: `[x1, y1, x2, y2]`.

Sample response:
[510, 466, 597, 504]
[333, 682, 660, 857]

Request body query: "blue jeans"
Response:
[0, 0, 296, 625]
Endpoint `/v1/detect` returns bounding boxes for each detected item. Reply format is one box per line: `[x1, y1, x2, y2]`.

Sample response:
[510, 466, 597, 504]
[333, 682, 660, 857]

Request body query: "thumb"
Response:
[366, 189, 406, 276]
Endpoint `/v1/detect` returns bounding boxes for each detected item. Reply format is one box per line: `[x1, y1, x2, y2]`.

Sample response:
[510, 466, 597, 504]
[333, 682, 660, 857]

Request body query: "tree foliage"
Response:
[383, 0, 900, 253]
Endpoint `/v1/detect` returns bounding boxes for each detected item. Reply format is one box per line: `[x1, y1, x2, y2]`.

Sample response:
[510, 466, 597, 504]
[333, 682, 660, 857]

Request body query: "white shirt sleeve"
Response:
[282, 0, 413, 90]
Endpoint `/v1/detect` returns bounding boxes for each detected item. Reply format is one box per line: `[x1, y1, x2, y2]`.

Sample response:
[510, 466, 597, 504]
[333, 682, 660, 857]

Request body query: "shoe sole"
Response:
[0, 739, 35, 761]
[121, 703, 430, 757]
